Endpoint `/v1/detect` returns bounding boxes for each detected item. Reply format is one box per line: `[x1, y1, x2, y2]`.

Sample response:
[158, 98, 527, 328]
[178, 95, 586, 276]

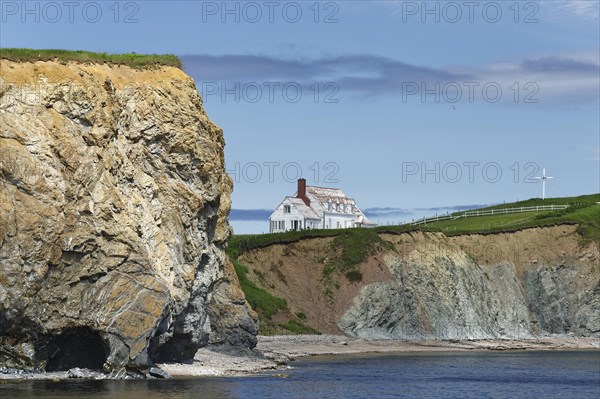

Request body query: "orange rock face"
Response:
[0, 59, 256, 376]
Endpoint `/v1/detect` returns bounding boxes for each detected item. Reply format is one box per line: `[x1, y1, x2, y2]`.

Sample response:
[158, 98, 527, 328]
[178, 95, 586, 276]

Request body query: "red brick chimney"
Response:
[297, 178, 310, 206]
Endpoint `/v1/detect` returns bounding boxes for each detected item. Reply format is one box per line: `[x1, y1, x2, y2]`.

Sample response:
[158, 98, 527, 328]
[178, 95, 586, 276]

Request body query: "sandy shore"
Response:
[159, 335, 600, 377]
[2, 335, 597, 380]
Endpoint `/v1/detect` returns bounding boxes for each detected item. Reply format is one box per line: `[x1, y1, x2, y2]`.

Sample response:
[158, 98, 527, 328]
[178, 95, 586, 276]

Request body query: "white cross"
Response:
[534, 168, 554, 200]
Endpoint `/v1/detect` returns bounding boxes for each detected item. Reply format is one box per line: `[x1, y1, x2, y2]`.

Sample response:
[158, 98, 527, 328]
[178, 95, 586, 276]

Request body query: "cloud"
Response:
[363, 203, 491, 217]
[362, 207, 414, 218]
[414, 204, 492, 212]
[479, 53, 600, 104]
[521, 56, 599, 74]
[230, 209, 272, 221]
[182, 51, 599, 104]
[182, 54, 464, 92]
[544, 1, 600, 20]
[182, 55, 323, 81]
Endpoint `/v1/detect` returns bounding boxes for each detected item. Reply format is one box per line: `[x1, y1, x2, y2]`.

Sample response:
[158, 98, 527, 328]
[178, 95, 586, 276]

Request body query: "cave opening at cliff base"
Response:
[45, 327, 108, 371]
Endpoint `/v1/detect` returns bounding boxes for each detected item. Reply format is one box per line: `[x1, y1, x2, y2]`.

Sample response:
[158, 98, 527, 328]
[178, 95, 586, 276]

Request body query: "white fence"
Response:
[409, 204, 569, 226]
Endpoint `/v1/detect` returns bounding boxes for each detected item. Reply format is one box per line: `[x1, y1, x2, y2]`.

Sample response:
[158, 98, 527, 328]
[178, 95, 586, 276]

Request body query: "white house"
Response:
[269, 179, 376, 233]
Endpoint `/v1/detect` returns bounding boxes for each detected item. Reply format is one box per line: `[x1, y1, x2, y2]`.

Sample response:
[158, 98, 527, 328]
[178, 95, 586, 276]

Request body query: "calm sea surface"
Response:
[2, 351, 599, 399]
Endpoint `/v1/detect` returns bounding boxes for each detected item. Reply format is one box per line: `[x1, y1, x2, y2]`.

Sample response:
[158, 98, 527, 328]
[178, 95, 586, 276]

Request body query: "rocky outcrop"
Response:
[525, 264, 599, 336]
[341, 231, 600, 339]
[340, 253, 534, 339]
[207, 259, 259, 348]
[0, 59, 257, 375]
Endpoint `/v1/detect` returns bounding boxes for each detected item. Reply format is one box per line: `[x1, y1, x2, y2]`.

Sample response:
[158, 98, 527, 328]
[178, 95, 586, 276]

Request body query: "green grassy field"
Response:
[380, 194, 599, 244]
[0, 48, 182, 69]
[420, 212, 548, 231]
[449, 193, 599, 214]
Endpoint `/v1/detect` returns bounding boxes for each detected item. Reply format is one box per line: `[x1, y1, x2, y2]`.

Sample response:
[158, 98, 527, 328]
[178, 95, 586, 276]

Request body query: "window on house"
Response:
[284, 205, 291, 214]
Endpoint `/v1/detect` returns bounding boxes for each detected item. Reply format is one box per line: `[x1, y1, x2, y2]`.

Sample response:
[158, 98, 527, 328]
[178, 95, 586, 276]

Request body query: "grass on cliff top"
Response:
[229, 228, 392, 270]
[379, 194, 600, 245]
[451, 193, 600, 213]
[0, 48, 182, 69]
[431, 202, 599, 243]
[227, 229, 345, 260]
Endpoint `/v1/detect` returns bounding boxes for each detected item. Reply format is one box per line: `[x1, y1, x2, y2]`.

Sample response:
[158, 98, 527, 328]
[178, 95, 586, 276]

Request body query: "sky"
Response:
[1, 0, 599, 233]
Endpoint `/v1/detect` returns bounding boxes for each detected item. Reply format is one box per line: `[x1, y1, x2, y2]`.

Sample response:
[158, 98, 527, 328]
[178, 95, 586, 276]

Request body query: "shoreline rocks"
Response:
[2, 335, 598, 380]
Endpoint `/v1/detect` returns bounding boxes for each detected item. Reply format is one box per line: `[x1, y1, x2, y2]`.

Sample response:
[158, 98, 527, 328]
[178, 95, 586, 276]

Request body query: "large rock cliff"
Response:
[236, 226, 599, 339]
[0, 59, 257, 375]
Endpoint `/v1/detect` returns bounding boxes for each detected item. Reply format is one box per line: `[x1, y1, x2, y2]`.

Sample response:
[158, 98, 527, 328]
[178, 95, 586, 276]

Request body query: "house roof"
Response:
[306, 186, 349, 201]
[291, 185, 375, 225]
[285, 197, 321, 219]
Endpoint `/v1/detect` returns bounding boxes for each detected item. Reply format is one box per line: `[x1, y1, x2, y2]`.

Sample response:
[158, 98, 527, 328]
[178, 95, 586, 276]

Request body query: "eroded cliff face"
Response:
[237, 226, 599, 339]
[0, 60, 257, 375]
[341, 229, 599, 339]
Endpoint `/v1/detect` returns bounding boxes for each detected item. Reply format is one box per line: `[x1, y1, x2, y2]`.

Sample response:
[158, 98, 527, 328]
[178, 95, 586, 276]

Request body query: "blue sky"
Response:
[2, 0, 598, 233]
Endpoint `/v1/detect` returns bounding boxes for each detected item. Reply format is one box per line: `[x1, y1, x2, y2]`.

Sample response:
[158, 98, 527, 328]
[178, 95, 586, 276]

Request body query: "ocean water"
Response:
[2, 351, 599, 399]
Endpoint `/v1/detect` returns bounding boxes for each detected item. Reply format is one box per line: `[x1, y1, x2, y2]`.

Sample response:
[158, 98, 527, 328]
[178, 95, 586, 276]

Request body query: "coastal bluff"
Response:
[236, 225, 599, 339]
[0, 59, 257, 376]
